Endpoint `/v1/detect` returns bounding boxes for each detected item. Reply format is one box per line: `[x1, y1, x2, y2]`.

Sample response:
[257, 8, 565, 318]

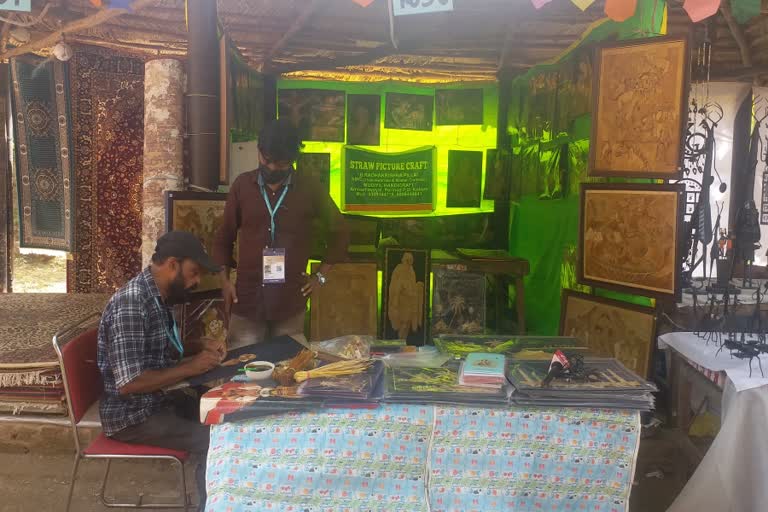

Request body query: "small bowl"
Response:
[244, 361, 275, 381]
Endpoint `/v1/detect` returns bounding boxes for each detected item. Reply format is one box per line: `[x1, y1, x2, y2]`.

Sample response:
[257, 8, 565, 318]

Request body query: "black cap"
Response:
[154, 231, 221, 273]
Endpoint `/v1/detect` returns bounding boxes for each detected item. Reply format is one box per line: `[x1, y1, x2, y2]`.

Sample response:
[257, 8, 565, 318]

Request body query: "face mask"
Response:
[259, 164, 292, 185]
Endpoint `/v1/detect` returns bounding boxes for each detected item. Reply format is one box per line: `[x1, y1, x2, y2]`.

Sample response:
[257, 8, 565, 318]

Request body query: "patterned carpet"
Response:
[67, 45, 145, 293]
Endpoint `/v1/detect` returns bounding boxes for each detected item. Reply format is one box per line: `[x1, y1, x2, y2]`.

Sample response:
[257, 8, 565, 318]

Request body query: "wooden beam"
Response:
[270, 44, 395, 74]
[0, 0, 157, 60]
[260, 0, 322, 72]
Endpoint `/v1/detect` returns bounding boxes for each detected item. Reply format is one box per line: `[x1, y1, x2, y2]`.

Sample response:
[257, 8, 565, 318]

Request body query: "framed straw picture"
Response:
[560, 290, 657, 378]
[309, 263, 378, 341]
[166, 191, 233, 298]
[447, 150, 483, 208]
[578, 183, 684, 300]
[590, 36, 689, 178]
[382, 248, 430, 345]
[385, 93, 433, 131]
[347, 94, 381, 146]
[296, 152, 330, 193]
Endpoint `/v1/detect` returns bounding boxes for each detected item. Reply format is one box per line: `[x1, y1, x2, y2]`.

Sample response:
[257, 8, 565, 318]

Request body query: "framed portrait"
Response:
[447, 150, 483, 208]
[483, 148, 512, 201]
[382, 248, 430, 345]
[384, 92, 433, 131]
[431, 265, 486, 336]
[435, 89, 484, 125]
[560, 290, 657, 378]
[278, 89, 345, 142]
[590, 36, 689, 178]
[347, 94, 381, 146]
[309, 263, 378, 341]
[166, 191, 234, 298]
[296, 152, 330, 192]
[578, 183, 684, 300]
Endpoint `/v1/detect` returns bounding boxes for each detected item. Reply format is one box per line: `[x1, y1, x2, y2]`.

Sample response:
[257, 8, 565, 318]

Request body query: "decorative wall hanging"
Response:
[347, 94, 381, 146]
[67, 46, 144, 293]
[382, 248, 430, 345]
[10, 56, 74, 251]
[447, 150, 483, 208]
[384, 92, 433, 131]
[560, 290, 657, 378]
[432, 265, 486, 336]
[483, 149, 512, 201]
[296, 152, 330, 193]
[590, 36, 689, 178]
[343, 145, 435, 213]
[278, 89, 345, 142]
[435, 89, 483, 125]
[579, 183, 684, 300]
[166, 191, 233, 298]
[309, 263, 378, 341]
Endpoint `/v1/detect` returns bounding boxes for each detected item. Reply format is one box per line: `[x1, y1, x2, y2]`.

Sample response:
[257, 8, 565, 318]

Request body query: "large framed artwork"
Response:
[347, 94, 381, 146]
[278, 89, 345, 142]
[384, 93, 433, 131]
[590, 36, 689, 178]
[560, 290, 656, 378]
[309, 263, 378, 341]
[447, 150, 483, 208]
[435, 89, 484, 125]
[578, 183, 684, 300]
[166, 191, 234, 298]
[382, 248, 430, 345]
[431, 265, 486, 335]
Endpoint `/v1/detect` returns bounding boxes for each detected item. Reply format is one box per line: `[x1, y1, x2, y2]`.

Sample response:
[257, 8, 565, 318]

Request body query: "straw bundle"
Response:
[294, 360, 372, 383]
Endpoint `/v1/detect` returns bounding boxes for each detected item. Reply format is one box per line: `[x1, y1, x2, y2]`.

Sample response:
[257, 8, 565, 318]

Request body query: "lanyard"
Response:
[154, 297, 183, 357]
[260, 184, 289, 246]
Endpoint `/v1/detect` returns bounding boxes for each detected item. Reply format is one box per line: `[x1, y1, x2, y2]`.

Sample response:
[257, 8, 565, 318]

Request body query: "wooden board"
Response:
[309, 262, 378, 341]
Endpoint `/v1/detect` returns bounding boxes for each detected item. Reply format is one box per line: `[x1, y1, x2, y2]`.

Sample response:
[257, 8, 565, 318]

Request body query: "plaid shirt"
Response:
[97, 267, 181, 436]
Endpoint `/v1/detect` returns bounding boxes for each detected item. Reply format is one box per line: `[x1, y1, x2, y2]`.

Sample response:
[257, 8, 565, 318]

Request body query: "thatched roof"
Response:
[1, 0, 766, 82]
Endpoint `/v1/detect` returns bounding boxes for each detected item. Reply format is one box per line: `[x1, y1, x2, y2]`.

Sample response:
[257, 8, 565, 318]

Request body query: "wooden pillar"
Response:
[142, 58, 185, 267]
[187, 0, 220, 191]
[0, 63, 10, 293]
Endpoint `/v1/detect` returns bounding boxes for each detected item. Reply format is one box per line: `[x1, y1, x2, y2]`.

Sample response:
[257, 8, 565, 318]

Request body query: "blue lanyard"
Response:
[260, 184, 289, 246]
[154, 298, 183, 357]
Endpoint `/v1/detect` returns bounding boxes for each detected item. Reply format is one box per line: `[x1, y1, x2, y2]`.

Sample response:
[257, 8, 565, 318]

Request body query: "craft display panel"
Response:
[310, 263, 378, 341]
[579, 183, 683, 299]
[382, 248, 430, 345]
[431, 265, 486, 335]
[590, 36, 689, 177]
[560, 290, 656, 377]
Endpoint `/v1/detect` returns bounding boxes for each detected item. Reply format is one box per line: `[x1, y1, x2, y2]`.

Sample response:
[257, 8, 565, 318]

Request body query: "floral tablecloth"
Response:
[205, 405, 640, 512]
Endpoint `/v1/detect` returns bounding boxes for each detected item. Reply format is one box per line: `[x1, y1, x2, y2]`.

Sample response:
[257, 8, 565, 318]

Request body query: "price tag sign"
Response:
[392, 0, 454, 16]
[0, 0, 31, 12]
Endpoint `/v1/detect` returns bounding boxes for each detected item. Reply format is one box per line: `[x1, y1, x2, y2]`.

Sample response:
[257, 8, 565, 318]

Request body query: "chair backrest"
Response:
[53, 318, 103, 425]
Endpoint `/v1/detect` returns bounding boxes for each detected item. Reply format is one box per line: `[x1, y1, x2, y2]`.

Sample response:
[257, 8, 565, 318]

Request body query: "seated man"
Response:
[97, 231, 225, 508]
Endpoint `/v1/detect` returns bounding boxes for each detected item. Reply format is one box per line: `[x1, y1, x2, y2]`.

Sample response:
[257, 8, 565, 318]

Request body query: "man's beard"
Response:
[167, 270, 196, 305]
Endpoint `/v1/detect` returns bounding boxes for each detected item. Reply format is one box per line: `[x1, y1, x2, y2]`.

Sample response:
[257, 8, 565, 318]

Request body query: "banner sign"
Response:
[0, 0, 31, 12]
[392, 0, 454, 16]
[343, 146, 435, 213]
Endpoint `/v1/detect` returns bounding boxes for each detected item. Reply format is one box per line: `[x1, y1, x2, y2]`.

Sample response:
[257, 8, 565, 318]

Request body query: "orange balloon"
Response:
[604, 0, 638, 22]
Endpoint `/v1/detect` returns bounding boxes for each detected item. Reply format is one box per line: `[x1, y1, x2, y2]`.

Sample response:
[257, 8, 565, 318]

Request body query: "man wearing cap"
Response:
[214, 119, 349, 348]
[97, 231, 224, 508]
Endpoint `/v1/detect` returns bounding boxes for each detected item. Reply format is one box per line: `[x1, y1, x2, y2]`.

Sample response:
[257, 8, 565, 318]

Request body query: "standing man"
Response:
[214, 119, 349, 348]
[97, 231, 226, 508]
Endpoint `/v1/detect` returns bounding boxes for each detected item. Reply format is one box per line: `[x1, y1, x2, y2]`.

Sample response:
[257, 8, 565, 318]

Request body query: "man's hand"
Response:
[185, 350, 221, 376]
[301, 273, 321, 297]
[221, 280, 238, 314]
[202, 337, 227, 360]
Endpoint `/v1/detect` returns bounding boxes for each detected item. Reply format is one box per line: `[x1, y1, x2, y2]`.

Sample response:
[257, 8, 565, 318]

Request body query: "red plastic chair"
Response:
[53, 313, 192, 510]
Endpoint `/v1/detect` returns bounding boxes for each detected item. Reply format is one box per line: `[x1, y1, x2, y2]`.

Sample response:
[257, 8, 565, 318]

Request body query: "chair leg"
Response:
[177, 460, 189, 510]
[98, 459, 113, 507]
[65, 455, 81, 512]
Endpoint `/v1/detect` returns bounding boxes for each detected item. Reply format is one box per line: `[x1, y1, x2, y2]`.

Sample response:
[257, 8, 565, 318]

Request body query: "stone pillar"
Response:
[142, 58, 185, 267]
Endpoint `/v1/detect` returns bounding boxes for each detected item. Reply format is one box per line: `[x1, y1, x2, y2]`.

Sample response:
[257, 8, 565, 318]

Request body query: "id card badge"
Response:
[262, 248, 286, 284]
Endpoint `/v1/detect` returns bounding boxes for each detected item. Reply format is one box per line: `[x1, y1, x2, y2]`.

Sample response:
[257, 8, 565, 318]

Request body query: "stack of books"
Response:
[459, 353, 507, 390]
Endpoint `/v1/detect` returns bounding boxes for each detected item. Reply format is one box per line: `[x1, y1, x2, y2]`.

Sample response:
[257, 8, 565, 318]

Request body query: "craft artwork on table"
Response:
[560, 290, 656, 377]
[385, 92, 434, 131]
[278, 89, 345, 142]
[182, 298, 228, 348]
[296, 152, 330, 192]
[431, 265, 486, 335]
[508, 358, 655, 392]
[447, 150, 483, 208]
[347, 94, 381, 145]
[166, 191, 236, 297]
[435, 89, 483, 125]
[579, 184, 683, 299]
[309, 263, 378, 341]
[382, 248, 430, 345]
[590, 36, 689, 177]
